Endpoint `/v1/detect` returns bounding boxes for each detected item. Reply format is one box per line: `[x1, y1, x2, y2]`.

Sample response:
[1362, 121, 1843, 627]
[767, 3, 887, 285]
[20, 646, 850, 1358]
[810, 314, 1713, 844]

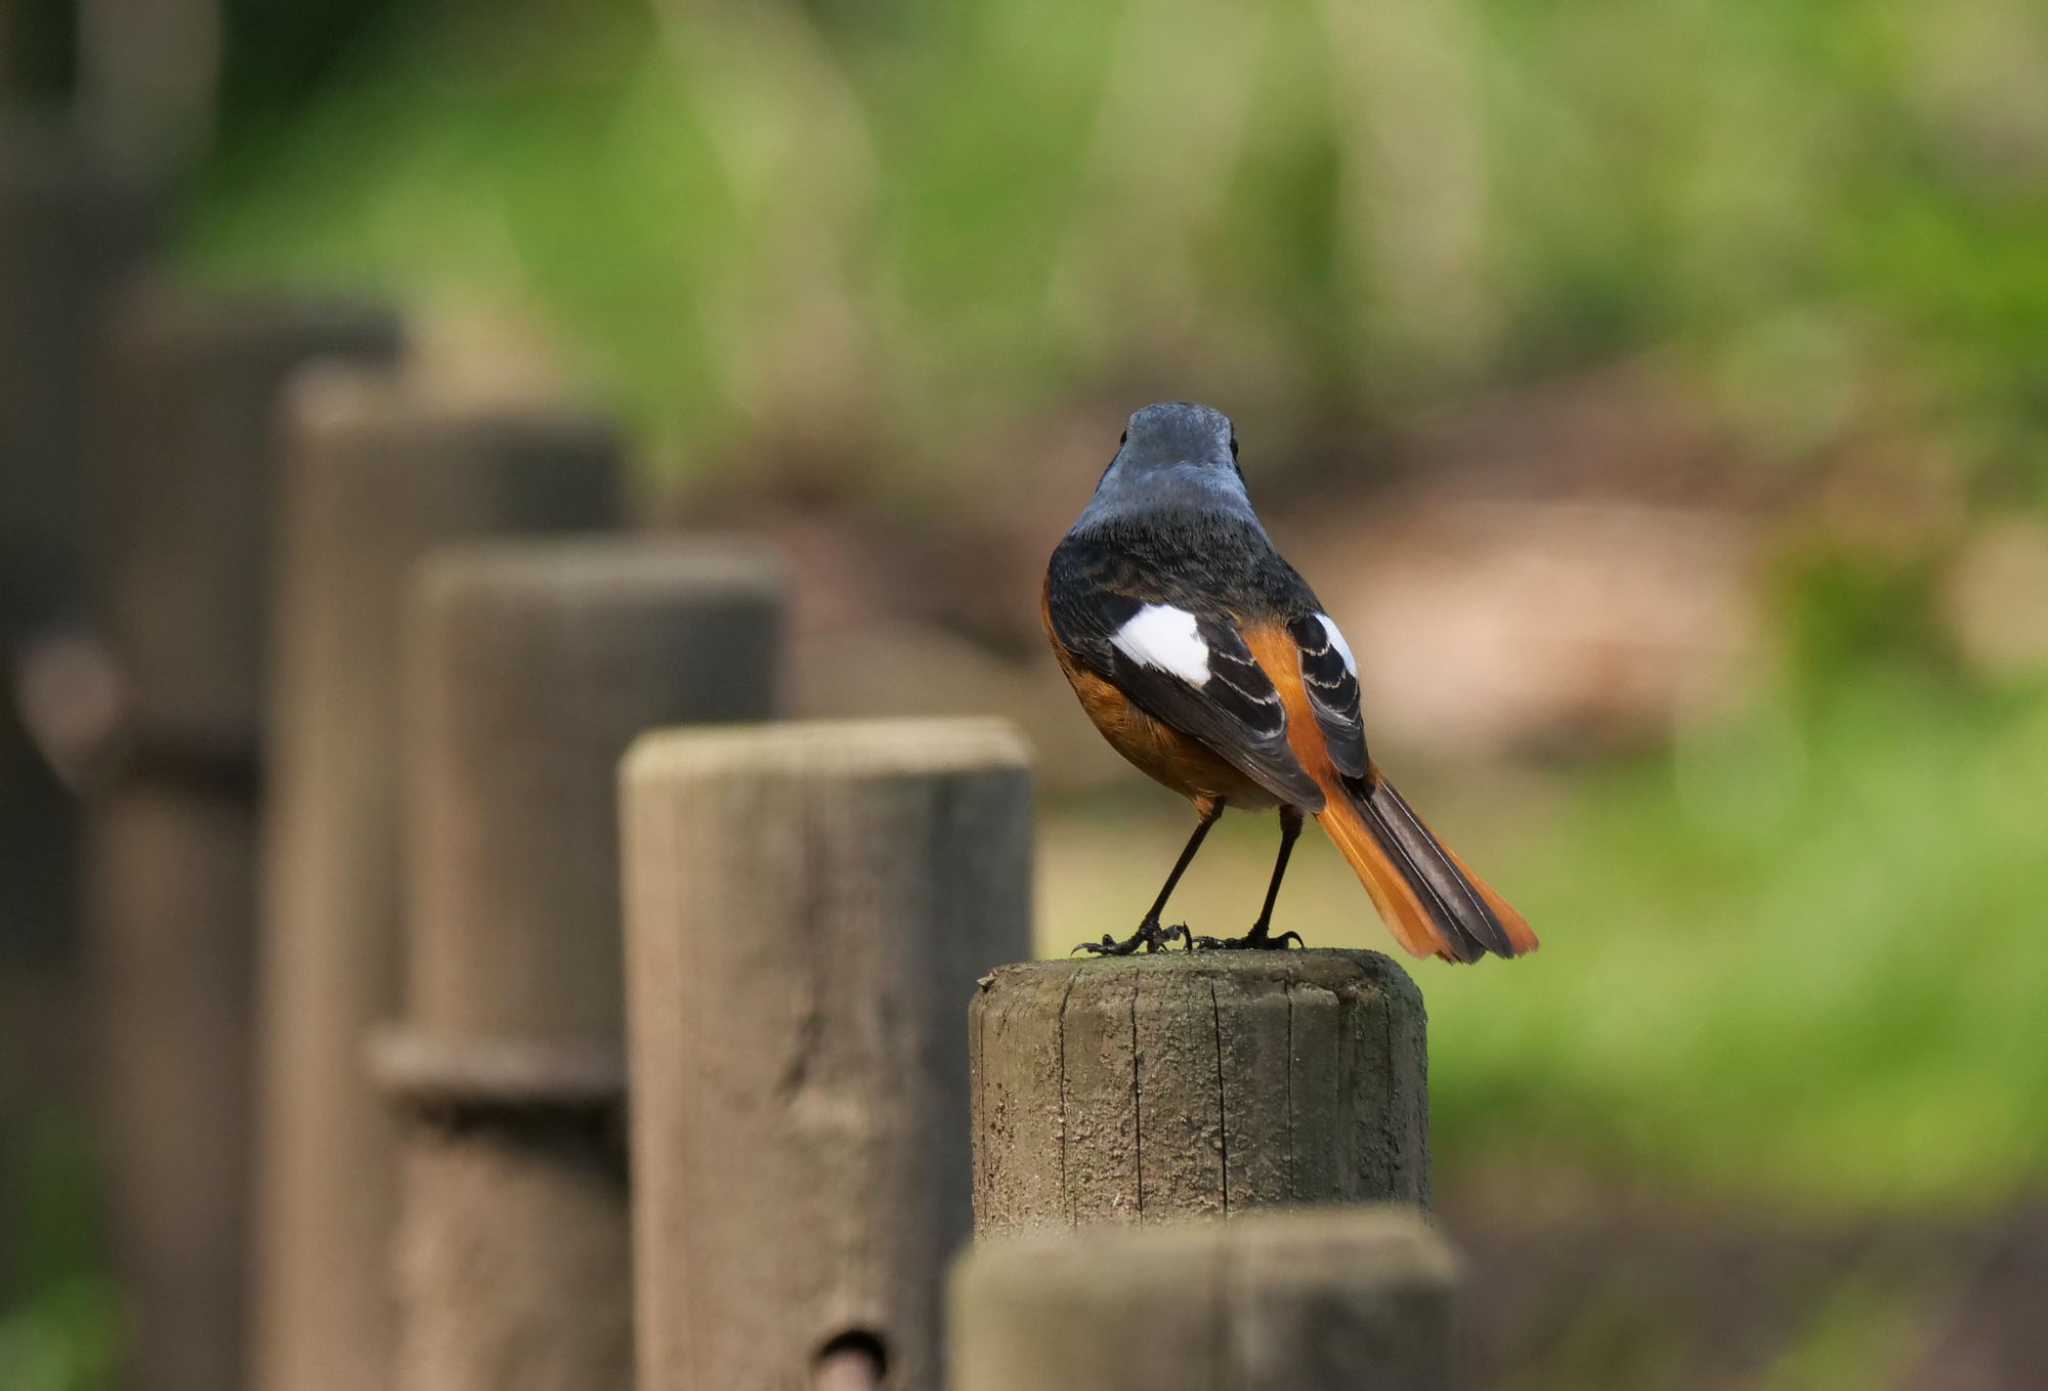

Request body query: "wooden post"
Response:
[87, 284, 402, 755]
[374, 540, 784, 1391]
[1, 121, 161, 642]
[251, 365, 625, 1391]
[949, 1206, 1459, 1390]
[621, 719, 1033, 1391]
[1, 128, 159, 1270]
[0, 120, 158, 962]
[82, 286, 399, 1391]
[970, 951, 1428, 1236]
[77, 0, 219, 167]
[82, 783, 260, 1384]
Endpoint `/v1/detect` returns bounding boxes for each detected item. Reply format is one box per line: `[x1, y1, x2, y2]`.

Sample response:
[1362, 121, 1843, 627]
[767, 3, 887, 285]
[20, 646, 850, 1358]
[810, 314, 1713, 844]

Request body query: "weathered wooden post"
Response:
[1, 123, 160, 605]
[82, 286, 399, 1391]
[0, 120, 158, 963]
[1, 126, 159, 1275]
[77, 0, 219, 167]
[621, 718, 1033, 1391]
[251, 365, 625, 1391]
[950, 1207, 1459, 1389]
[373, 540, 784, 1391]
[970, 951, 1428, 1234]
[88, 285, 403, 756]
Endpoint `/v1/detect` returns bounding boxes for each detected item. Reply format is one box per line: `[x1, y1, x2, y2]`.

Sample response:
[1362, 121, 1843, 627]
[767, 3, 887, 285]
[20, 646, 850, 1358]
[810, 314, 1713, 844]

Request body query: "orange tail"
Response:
[1315, 767, 1538, 964]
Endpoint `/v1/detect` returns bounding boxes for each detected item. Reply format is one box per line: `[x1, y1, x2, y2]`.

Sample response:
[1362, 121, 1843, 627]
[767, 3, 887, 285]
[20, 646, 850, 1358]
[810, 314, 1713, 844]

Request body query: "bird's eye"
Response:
[1119, 429, 1129, 446]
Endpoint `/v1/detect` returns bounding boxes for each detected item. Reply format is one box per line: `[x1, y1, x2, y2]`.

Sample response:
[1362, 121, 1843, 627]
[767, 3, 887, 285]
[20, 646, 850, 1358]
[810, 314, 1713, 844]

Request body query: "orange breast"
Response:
[1042, 587, 1278, 808]
[1068, 663, 1279, 808]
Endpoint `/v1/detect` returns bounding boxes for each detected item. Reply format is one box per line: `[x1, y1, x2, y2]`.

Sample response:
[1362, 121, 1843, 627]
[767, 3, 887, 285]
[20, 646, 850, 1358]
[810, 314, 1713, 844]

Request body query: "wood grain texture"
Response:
[252, 365, 623, 1391]
[391, 539, 783, 1391]
[622, 719, 1033, 1391]
[950, 1207, 1458, 1391]
[969, 950, 1428, 1237]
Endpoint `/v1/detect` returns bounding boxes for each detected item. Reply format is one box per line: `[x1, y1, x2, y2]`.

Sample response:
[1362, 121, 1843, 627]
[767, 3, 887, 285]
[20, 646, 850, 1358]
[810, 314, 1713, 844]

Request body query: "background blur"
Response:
[5, 0, 2046, 1387]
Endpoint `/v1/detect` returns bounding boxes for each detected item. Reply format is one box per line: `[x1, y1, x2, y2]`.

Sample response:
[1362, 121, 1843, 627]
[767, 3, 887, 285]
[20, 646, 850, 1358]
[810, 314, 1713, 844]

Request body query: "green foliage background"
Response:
[185, 0, 2048, 495]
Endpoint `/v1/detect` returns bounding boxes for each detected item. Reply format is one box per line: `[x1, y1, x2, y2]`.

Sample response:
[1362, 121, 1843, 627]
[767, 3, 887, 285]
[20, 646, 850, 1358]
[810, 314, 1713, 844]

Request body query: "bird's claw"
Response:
[1073, 918, 1190, 956]
[1191, 926, 1303, 952]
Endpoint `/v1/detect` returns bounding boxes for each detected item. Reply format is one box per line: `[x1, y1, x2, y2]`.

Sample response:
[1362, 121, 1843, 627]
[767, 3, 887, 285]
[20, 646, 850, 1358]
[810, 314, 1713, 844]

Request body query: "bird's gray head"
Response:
[1074, 402, 1262, 532]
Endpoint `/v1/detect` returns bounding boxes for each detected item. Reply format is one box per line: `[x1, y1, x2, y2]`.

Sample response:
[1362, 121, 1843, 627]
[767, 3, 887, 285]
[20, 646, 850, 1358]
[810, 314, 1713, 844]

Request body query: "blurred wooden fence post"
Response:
[970, 951, 1428, 1236]
[1, 124, 161, 593]
[372, 541, 784, 1391]
[82, 286, 399, 1391]
[621, 719, 1033, 1391]
[88, 286, 403, 759]
[0, 122, 158, 960]
[0, 127, 159, 1260]
[950, 1207, 1459, 1390]
[78, 0, 220, 167]
[252, 367, 625, 1391]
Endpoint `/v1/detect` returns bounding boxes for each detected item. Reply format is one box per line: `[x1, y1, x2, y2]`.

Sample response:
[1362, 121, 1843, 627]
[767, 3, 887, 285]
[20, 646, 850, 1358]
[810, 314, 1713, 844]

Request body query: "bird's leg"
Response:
[1074, 799, 1221, 956]
[1194, 806, 1305, 950]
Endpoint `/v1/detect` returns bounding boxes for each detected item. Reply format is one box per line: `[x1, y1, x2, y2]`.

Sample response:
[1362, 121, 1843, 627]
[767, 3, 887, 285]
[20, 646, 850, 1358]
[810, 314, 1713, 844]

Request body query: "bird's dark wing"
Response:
[1047, 536, 1326, 811]
[1286, 611, 1368, 780]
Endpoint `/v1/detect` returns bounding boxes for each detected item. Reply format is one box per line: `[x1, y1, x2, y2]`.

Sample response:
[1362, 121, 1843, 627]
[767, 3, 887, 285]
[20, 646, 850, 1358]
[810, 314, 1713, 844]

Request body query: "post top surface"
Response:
[418, 538, 785, 609]
[111, 278, 403, 356]
[975, 947, 1417, 1000]
[624, 717, 1032, 784]
[285, 359, 620, 445]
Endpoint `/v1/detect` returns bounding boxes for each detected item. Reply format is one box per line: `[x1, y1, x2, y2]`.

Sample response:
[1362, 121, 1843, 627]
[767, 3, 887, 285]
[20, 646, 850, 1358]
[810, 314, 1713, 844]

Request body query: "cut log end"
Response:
[970, 948, 1429, 1236]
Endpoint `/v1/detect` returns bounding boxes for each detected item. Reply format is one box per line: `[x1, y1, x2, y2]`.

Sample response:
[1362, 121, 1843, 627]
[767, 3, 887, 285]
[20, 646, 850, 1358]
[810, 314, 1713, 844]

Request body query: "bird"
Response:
[1042, 401, 1538, 962]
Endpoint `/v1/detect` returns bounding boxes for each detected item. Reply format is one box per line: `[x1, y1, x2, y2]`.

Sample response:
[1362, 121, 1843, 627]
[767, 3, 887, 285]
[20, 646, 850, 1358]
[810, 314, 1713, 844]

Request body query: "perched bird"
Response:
[1043, 402, 1538, 962]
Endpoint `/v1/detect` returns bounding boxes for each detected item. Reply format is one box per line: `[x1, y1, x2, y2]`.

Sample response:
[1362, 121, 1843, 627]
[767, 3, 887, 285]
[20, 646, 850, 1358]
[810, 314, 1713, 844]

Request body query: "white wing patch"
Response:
[1111, 604, 1210, 685]
[1316, 613, 1358, 676]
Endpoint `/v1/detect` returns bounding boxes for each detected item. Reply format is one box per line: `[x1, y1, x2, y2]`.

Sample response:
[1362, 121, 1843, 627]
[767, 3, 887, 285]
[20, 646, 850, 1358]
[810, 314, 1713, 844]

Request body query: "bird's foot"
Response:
[1191, 923, 1303, 951]
[1074, 917, 1190, 956]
